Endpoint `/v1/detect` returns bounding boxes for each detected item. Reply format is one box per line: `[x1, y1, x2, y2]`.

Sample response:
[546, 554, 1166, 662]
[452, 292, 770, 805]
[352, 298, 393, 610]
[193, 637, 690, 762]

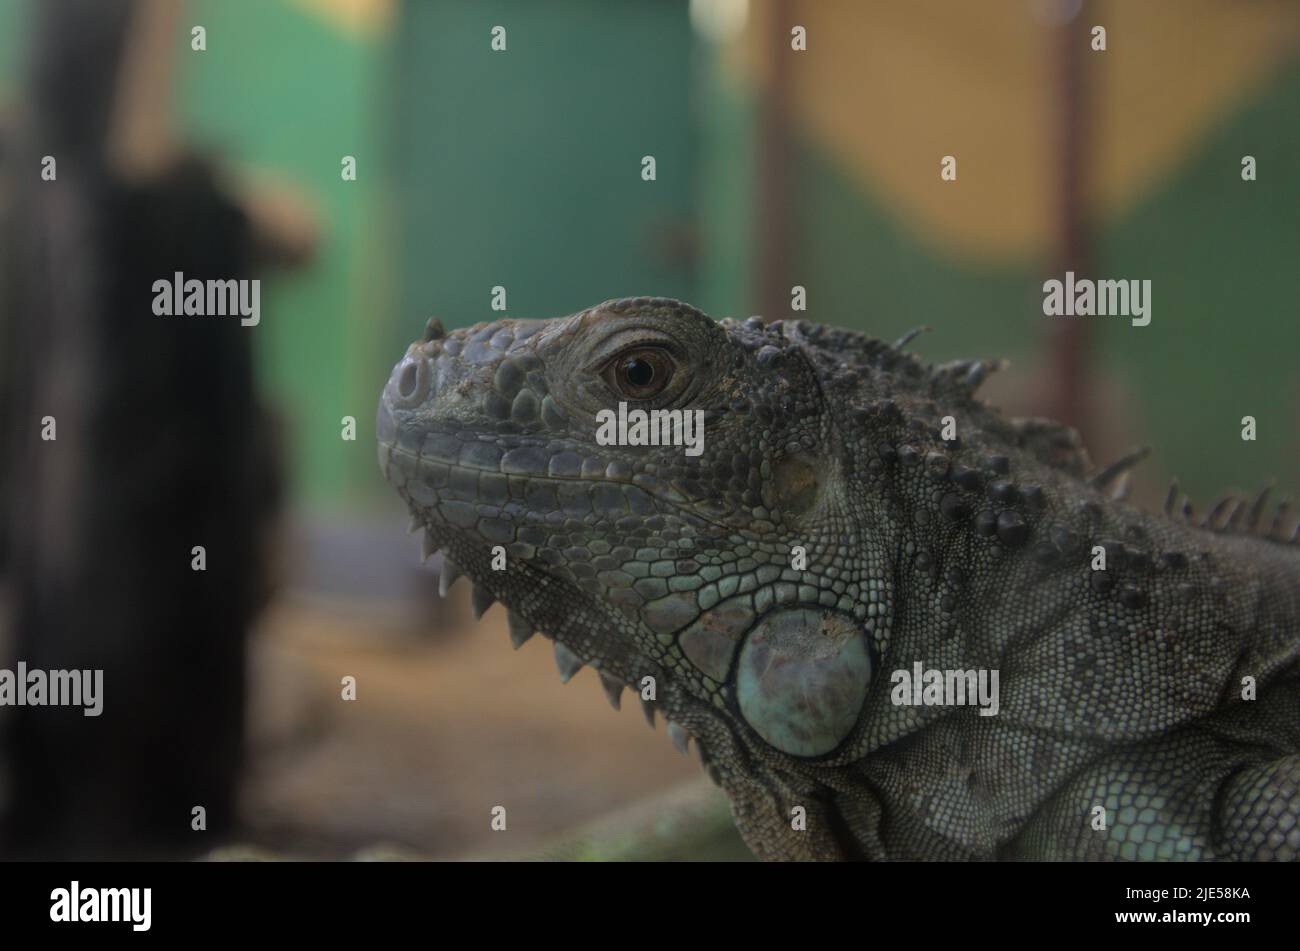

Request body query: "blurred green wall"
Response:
[0, 1, 21, 92]
[179, 0, 389, 505]
[393, 0, 696, 327]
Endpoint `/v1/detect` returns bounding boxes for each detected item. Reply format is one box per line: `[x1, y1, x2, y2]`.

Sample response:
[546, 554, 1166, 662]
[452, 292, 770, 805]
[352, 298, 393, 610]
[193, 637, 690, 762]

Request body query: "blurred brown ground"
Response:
[241, 581, 740, 859]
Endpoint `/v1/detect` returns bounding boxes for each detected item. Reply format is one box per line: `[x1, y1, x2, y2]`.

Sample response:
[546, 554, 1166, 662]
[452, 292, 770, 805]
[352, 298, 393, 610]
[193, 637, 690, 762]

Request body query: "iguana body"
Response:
[377, 297, 1300, 861]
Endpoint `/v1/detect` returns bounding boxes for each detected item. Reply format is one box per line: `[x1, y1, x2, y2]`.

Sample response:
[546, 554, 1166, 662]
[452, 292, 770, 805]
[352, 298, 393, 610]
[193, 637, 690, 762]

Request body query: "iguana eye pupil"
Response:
[606, 348, 675, 398]
[624, 357, 654, 387]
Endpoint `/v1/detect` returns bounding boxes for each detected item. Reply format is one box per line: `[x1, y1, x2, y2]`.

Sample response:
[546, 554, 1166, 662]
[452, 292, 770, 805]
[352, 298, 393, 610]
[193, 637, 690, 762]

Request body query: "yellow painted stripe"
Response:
[732, 0, 1298, 258]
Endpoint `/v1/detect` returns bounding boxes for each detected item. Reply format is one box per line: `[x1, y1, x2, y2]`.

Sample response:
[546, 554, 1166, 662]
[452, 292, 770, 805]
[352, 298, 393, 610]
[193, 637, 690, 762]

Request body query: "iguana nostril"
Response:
[398, 362, 420, 399]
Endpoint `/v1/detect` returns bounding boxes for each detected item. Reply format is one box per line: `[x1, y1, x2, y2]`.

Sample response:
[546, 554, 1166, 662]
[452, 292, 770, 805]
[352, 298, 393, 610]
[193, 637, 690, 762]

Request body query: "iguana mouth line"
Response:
[381, 438, 641, 484]
[379, 438, 739, 533]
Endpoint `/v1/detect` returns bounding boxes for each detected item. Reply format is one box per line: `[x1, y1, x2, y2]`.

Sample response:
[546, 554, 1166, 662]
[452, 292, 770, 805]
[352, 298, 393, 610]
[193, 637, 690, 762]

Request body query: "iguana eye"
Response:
[603, 347, 676, 400]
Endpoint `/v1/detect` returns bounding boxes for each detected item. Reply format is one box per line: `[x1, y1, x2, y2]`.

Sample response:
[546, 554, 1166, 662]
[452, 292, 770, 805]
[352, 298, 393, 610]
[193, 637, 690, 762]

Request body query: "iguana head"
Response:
[377, 296, 972, 858]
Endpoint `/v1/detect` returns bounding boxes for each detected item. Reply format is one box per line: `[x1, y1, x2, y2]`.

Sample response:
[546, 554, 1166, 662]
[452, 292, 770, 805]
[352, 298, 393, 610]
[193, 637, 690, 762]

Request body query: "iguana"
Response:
[376, 296, 1300, 861]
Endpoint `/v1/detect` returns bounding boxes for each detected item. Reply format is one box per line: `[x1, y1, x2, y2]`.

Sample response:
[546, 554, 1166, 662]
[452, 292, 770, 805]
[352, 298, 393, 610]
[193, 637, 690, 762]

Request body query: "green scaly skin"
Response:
[377, 297, 1300, 861]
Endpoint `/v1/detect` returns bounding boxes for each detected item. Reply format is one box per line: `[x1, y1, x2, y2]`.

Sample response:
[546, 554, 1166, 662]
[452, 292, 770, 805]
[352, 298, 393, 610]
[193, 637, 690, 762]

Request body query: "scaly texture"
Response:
[377, 297, 1300, 861]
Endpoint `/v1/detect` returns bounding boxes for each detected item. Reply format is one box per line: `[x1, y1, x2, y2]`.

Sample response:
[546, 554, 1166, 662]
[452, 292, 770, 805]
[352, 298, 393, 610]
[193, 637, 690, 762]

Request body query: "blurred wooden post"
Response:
[1048, 0, 1094, 435]
[757, 0, 794, 322]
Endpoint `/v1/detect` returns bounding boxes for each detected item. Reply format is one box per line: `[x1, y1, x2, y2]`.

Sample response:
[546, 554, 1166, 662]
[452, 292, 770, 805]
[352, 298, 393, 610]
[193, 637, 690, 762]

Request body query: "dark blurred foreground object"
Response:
[0, 0, 298, 858]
